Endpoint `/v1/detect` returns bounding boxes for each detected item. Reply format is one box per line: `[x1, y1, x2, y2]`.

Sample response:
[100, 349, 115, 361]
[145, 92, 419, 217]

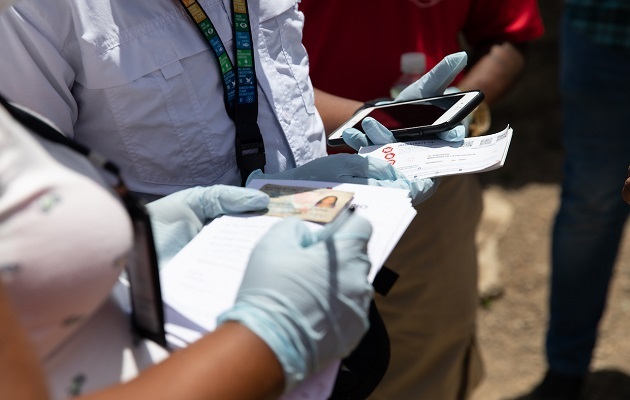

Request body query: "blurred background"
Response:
[470, 1, 630, 399]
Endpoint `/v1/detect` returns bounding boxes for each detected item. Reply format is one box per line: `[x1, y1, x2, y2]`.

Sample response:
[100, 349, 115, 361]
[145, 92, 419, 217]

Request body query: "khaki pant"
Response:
[370, 174, 484, 400]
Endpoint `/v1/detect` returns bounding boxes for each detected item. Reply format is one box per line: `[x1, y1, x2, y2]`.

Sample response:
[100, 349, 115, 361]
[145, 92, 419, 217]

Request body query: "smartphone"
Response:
[327, 90, 484, 146]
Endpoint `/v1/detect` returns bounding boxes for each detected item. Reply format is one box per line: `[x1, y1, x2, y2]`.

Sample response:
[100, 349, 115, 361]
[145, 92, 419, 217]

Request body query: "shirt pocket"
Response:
[72, 6, 239, 187]
[258, 0, 316, 117]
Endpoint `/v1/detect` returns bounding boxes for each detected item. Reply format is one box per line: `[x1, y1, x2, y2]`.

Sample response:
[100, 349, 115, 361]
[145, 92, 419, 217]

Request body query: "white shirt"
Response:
[0, 104, 171, 399]
[0, 0, 326, 197]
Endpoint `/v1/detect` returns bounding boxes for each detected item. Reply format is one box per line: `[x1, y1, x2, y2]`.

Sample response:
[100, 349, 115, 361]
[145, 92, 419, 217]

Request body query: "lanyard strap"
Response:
[179, 0, 265, 185]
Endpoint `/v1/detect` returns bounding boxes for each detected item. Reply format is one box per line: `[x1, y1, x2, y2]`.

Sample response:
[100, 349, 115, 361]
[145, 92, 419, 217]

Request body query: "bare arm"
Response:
[0, 284, 49, 400]
[457, 41, 526, 106]
[314, 88, 363, 135]
[81, 322, 284, 400]
[0, 283, 284, 400]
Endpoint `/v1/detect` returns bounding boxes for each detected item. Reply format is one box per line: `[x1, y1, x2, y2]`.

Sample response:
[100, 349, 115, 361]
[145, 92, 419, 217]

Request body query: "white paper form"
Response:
[161, 215, 342, 400]
[358, 126, 513, 179]
[247, 179, 416, 281]
[159, 180, 416, 399]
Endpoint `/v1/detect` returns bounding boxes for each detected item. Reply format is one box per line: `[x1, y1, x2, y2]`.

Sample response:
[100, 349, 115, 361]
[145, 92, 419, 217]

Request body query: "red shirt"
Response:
[300, 0, 544, 102]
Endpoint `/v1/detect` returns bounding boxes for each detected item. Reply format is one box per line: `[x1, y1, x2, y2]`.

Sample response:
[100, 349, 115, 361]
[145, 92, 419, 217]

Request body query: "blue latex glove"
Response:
[344, 51, 470, 148]
[340, 117, 438, 204]
[217, 214, 373, 390]
[395, 52, 467, 101]
[147, 185, 270, 267]
[247, 153, 437, 205]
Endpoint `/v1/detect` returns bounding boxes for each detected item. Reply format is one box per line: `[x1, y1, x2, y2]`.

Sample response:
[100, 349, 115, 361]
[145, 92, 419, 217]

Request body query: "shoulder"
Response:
[258, 0, 298, 18]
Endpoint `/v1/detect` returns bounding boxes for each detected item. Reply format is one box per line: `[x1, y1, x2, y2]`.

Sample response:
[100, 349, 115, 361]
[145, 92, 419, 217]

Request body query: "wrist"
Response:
[217, 295, 312, 390]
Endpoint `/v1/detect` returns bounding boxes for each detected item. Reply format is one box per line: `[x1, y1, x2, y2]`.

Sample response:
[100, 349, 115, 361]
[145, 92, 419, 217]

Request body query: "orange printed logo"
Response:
[188, 3, 205, 23]
[382, 146, 396, 165]
[233, 0, 247, 13]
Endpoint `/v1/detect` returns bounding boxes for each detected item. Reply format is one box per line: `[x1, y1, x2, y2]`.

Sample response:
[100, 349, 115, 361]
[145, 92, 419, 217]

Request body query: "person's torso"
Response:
[0, 0, 326, 197]
[300, 0, 544, 101]
[0, 104, 168, 399]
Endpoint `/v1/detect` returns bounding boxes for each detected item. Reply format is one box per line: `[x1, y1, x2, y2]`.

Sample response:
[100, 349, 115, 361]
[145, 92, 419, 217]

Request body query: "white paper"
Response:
[247, 179, 415, 280]
[159, 180, 416, 399]
[358, 126, 513, 179]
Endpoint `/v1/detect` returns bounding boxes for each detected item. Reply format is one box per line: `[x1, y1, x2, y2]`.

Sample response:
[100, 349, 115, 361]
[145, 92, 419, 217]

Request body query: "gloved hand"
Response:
[395, 51, 467, 101]
[337, 52, 471, 205]
[337, 117, 437, 204]
[247, 153, 437, 205]
[147, 185, 269, 267]
[345, 51, 470, 148]
[217, 214, 373, 390]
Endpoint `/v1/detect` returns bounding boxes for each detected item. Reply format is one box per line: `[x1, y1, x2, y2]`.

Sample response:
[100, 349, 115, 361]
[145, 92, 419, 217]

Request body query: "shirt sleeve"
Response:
[0, 4, 78, 137]
[462, 0, 545, 47]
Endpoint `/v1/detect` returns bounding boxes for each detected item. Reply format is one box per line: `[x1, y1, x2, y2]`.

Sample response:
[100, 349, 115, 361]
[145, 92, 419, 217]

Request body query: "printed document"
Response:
[159, 180, 416, 399]
[358, 126, 513, 179]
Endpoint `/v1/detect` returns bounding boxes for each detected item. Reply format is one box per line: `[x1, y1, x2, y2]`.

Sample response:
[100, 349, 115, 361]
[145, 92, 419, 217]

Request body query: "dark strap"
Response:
[328, 266, 398, 400]
[179, 0, 265, 185]
[372, 266, 399, 296]
[329, 300, 390, 400]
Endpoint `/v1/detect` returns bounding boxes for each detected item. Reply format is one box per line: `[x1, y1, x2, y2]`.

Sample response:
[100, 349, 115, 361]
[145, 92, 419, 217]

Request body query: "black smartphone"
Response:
[125, 197, 167, 348]
[327, 90, 484, 146]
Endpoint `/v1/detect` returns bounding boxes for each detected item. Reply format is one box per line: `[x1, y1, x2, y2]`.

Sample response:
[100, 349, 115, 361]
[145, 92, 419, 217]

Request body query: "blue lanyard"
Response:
[180, 0, 265, 185]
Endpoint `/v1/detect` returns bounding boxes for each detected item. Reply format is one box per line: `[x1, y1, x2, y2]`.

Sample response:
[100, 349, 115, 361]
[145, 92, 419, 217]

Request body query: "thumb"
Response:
[408, 177, 441, 205]
[330, 213, 372, 245]
[256, 217, 311, 250]
[437, 124, 467, 142]
[324, 213, 373, 283]
[312, 213, 372, 248]
[361, 117, 397, 145]
[395, 52, 468, 102]
[342, 127, 371, 151]
[193, 185, 270, 221]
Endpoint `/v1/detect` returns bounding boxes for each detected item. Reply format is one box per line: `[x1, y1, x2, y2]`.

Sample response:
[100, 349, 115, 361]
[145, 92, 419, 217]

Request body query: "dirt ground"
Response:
[469, 2, 630, 399]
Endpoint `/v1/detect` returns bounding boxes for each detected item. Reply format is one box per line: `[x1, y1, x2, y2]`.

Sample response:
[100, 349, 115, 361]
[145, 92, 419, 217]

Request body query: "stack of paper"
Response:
[158, 179, 416, 399]
[248, 179, 415, 280]
[161, 180, 414, 335]
[358, 126, 513, 179]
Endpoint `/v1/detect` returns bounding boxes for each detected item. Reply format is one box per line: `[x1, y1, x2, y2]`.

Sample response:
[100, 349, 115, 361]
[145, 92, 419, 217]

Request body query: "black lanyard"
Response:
[179, 0, 265, 185]
[0, 95, 168, 348]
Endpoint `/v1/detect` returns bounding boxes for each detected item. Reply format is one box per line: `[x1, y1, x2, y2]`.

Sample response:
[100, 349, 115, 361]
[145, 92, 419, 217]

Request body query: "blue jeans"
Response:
[546, 15, 630, 376]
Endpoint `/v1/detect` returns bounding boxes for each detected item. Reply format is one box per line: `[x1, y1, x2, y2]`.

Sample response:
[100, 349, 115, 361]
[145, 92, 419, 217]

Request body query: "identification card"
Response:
[259, 184, 354, 223]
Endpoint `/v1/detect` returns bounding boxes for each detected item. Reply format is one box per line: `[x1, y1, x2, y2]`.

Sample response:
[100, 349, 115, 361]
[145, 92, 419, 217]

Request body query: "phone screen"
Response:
[353, 94, 466, 131]
[327, 90, 483, 146]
